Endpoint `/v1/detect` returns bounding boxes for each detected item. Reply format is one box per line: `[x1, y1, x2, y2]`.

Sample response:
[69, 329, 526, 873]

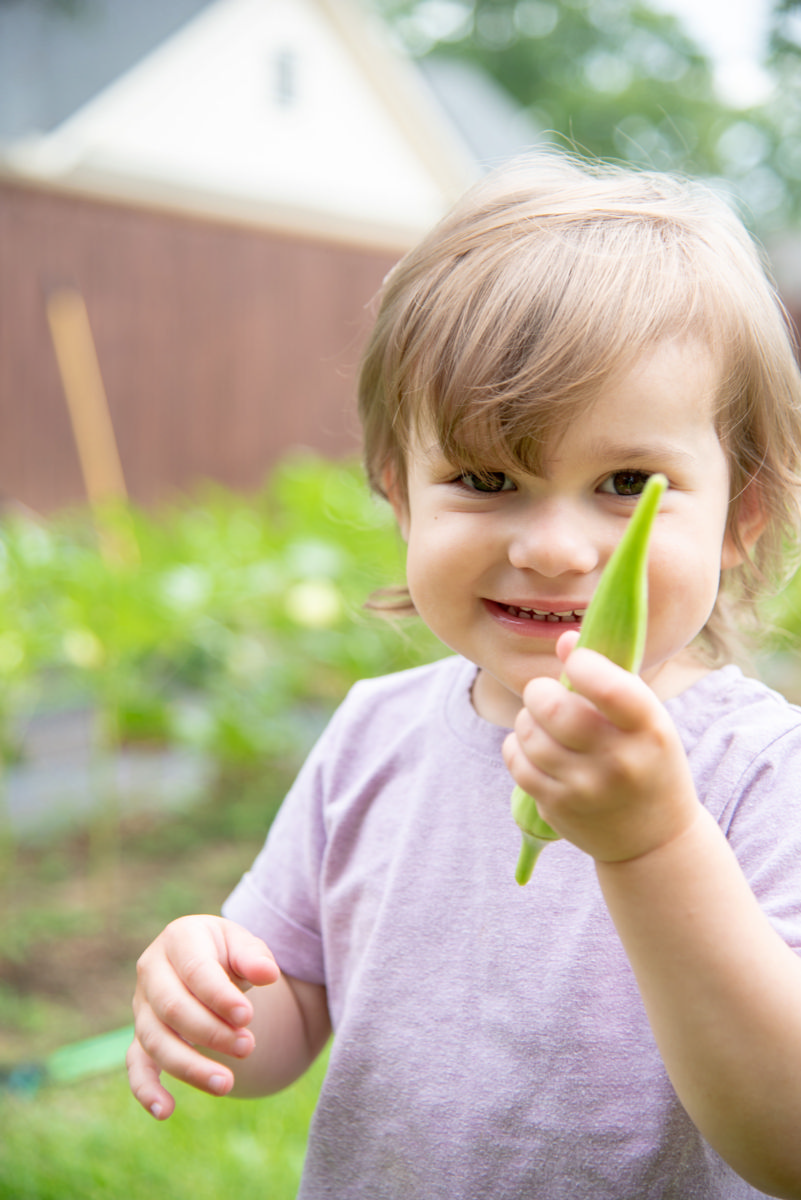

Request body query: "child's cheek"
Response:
[644, 540, 721, 664]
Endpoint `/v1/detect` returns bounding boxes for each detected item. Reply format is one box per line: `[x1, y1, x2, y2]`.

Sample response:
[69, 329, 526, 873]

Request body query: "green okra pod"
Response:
[511, 473, 668, 884]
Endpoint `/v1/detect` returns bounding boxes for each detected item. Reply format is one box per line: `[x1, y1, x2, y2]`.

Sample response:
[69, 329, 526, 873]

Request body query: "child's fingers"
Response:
[558, 647, 659, 732]
[519, 674, 604, 756]
[502, 729, 556, 800]
[555, 629, 580, 663]
[137, 1009, 237, 1096]
[126, 1035, 178, 1119]
[159, 916, 278, 1026]
[129, 917, 281, 1116]
[126, 1024, 234, 1117]
[221, 921, 282, 993]
[133, 961, 256, 1061]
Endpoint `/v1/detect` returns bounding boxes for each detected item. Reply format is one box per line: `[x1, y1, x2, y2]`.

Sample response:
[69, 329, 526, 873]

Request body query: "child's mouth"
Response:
[494, 603, 587, 624]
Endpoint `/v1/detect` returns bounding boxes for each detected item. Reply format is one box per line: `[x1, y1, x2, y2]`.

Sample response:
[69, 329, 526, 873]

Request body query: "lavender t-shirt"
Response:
[223, 656, 801, 1199]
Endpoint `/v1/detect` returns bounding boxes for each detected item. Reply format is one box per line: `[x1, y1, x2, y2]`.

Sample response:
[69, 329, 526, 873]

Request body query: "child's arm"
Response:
[126, 915, 331, 1120]
[503, 641, 801, 1198]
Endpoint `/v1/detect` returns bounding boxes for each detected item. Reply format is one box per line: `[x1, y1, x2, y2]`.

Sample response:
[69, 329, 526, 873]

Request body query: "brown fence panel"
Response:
[0, 180, 399, 512]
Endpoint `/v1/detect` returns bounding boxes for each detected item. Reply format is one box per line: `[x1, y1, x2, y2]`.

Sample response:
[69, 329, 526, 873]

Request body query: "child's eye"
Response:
[598, 470, 652, 497]
[458, 472, 516, 494]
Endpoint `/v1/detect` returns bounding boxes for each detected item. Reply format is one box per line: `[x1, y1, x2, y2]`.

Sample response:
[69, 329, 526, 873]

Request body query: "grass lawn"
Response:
[0, 754, 327, 1199]
[0, 1052, 328, 1199]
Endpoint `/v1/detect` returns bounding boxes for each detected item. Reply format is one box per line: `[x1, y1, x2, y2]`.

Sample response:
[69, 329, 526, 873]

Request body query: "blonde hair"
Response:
[358, 152, 801, 663]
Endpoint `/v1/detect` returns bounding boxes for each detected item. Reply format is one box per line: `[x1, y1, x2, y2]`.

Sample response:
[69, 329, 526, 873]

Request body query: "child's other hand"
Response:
[127, 914, 280, 1119]
[503, 634, 700, 864]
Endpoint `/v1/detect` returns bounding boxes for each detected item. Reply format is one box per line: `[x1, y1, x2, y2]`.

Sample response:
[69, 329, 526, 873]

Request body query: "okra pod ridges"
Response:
[511, 473, 668, 884]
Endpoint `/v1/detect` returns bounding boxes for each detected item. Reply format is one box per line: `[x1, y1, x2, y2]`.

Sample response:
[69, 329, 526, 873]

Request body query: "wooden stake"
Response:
[46, 287, 128, 505]
[46, 287, 138, 563]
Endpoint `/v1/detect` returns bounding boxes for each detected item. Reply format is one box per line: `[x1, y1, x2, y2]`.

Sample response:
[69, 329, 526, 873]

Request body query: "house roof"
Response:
[0, 0, 216, 140]
[0, 0, 483, 248]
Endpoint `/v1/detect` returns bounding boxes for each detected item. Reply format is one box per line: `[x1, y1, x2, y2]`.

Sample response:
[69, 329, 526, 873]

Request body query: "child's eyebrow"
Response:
[563, 440, 697, 469]
[421, 438, 697, 478]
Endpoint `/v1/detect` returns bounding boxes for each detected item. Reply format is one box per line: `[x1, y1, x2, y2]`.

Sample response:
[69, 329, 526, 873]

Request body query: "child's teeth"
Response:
[509, 606, 586, 622]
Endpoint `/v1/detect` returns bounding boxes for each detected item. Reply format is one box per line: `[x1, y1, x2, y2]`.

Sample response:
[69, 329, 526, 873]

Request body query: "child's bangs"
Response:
[403, 221, 726, 478]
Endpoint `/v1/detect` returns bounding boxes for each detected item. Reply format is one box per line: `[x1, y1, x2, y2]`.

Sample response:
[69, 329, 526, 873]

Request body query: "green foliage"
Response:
[0, 458, 425, 1198]
[371, 0, 801, 232]
[760, 0, 801, 228]
[388, 0, 718, 162]
[770, 0, 801, 57]
[761, 563, 801, 646]
[0, 454, 443, 783]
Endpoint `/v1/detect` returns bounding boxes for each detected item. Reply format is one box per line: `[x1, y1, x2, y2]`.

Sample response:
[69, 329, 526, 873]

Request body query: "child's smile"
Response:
[388, 338, 753, 728]
[482, 599, 587, 633]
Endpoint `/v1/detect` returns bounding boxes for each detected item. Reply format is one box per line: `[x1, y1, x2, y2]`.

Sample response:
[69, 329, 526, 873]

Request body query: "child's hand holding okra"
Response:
[502, 636, 700, 865]
[504, 474, 699, 868]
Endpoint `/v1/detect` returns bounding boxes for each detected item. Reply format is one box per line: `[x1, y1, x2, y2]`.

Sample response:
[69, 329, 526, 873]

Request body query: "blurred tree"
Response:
[371, 0, 800, 232]
[771, 0, 801, 53]
[763, 0, 801, 225]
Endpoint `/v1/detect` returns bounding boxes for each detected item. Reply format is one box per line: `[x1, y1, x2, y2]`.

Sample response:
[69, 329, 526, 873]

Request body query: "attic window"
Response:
[272, 48, 298, 106]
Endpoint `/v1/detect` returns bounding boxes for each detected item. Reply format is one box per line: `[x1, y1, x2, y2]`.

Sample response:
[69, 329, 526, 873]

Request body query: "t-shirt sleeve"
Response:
[221, 715, 335, 985]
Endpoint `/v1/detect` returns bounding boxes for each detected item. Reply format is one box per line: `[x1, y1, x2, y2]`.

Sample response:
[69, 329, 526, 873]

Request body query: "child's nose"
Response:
[507, 502, 600, 577]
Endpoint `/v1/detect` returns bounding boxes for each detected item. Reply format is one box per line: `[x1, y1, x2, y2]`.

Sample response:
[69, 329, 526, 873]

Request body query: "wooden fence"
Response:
[0, 179, 400, 513]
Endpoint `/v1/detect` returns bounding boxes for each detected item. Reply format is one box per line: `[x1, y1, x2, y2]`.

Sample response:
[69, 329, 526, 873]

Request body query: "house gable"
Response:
[2, 0, 477, 246]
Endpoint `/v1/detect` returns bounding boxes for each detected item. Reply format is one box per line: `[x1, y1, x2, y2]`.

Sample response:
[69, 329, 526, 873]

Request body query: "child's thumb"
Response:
[225, 922, 281, 990]
[556, 629, 581, 665]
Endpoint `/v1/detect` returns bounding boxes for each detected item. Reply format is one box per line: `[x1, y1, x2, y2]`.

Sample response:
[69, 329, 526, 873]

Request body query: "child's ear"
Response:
[381, 464, 410, 541]
[721, 478, 767, 570]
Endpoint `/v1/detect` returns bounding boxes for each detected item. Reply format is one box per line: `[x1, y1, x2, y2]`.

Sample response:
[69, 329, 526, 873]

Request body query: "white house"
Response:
[0, 0, 482, 247]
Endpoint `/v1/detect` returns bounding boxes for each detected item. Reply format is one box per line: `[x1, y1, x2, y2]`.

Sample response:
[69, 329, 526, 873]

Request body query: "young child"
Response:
[127, 153, 801, 1199]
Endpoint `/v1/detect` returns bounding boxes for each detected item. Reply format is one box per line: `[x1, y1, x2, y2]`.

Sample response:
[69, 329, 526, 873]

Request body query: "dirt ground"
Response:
[0, 793, 278, 1071]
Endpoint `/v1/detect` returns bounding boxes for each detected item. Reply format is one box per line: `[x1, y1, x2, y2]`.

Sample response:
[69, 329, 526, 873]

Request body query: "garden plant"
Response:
[0, 455, 443, 1198]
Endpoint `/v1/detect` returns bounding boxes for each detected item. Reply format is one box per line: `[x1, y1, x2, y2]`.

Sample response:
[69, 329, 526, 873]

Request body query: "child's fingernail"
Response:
[209, 1074, 229, 1095]
[233, 1035, 251, 1056]
[150, 1102, 163, 1119]
[231, 1005, 250, 1026]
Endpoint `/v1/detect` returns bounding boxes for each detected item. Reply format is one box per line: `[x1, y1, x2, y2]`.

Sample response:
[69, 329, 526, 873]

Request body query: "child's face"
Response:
[388, 338, 752, 727]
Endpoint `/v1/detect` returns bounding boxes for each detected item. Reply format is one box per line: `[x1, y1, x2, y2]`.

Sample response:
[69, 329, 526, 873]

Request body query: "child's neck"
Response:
[640, 652, 714, 701]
